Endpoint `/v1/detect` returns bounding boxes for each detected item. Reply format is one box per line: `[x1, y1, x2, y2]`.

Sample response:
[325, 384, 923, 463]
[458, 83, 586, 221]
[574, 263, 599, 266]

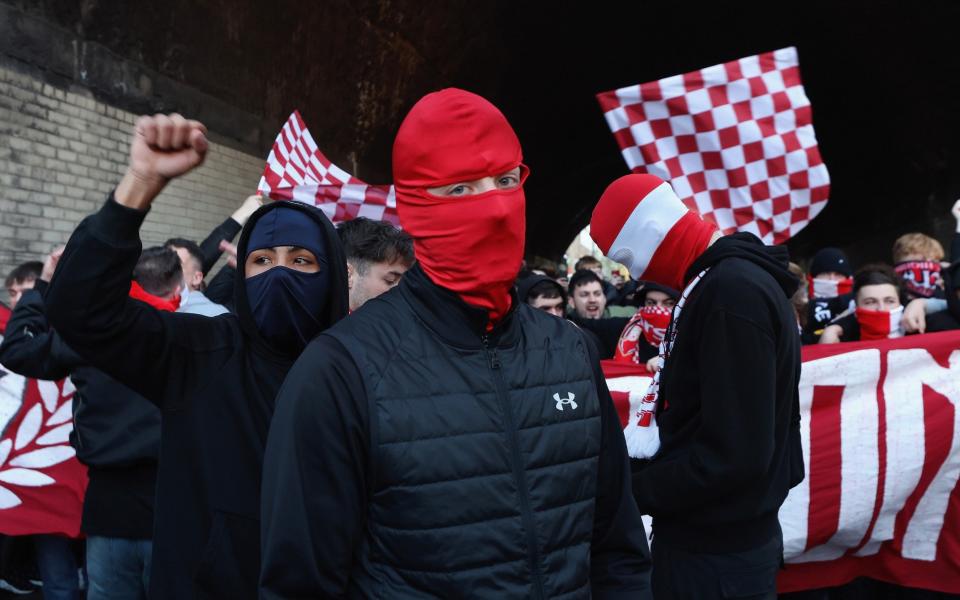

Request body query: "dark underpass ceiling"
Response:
[6, 0, 960, 266]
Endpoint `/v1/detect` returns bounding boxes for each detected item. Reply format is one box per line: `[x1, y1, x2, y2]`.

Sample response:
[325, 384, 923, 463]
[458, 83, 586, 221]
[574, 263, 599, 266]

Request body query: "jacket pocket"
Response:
[719, 564, 777, 599]
[194, 511, 260, 600]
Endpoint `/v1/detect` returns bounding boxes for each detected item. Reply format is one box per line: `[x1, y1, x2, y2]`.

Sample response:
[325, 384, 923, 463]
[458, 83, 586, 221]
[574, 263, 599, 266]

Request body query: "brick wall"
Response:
[0, 61, 264, 281]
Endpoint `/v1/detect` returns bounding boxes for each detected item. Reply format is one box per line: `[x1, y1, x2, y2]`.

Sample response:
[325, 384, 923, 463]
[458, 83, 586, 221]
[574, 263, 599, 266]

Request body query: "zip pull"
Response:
[480, 335, 502, 369]
[489, 348, 501, 370]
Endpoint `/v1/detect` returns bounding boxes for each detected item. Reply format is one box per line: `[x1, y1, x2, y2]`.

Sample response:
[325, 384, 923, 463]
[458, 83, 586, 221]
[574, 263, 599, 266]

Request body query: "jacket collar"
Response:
[399, 264, 521, 349]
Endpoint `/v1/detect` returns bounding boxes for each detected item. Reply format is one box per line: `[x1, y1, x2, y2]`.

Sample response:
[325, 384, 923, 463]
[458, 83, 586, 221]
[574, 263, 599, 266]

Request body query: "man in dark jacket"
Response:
[260, 89, 651, 599]
[44, 113, 348, 599]
[0, 247, 184, 599]
[591, 174, 803, 600]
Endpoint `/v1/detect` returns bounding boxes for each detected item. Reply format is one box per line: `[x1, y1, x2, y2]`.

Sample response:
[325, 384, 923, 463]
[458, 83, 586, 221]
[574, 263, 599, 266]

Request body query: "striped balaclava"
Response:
[590, 174, 717, 292]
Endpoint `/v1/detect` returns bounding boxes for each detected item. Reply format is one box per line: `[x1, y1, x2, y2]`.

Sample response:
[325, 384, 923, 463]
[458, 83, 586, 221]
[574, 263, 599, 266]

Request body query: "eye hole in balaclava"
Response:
[244, 205, 331, 353]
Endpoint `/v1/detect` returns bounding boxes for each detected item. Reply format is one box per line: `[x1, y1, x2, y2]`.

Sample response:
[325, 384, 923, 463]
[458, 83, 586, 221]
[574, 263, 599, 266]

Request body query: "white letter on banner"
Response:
[857, 348, 930, 556]
[898, 349, 960, 561]
[783, 349, 881, 563]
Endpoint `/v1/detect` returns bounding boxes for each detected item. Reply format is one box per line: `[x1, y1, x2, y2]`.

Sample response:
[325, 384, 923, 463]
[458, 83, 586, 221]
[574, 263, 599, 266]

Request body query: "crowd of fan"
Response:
[1, 189, 958, 597]
[0, 196, 414, 598]
[515, 200, 960, 370]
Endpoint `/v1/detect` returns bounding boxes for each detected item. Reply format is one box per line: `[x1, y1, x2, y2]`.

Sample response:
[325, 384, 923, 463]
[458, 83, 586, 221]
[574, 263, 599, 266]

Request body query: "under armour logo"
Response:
[553, 392, 578, 411]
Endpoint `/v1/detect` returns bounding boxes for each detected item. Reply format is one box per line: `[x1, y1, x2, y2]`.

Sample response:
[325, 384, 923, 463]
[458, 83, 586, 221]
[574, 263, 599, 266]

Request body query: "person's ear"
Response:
[346, 261, 355, 291]
[191, 270, 204, 289]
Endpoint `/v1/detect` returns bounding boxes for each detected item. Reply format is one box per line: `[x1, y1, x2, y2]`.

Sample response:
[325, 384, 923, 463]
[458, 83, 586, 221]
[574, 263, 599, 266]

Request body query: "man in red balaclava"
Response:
[590, 174, 804, 600]
[261, 89, 652, 599]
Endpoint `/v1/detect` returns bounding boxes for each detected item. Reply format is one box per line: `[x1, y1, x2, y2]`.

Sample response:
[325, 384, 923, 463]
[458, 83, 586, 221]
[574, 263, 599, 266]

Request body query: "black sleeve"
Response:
[204, 266, 236, 308]
[0, 286, 82, 379]
[198, 217, 242, 275]
[950, 232, 960, 263]
[260, 335, 370, 599]
[44, 195, 235, 406]
[831, 313, 860, 342]
[582, 331, 653, 598]
[632, 310, 779, 514]
[572, 317, 630, 359]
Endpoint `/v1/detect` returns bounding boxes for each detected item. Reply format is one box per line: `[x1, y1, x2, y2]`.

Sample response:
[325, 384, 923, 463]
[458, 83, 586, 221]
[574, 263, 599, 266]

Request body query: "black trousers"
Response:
[651, 530, 782, 599]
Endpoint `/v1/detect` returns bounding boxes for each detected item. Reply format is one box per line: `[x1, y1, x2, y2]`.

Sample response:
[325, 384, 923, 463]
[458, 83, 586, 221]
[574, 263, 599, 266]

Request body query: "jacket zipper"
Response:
[481, 334, 546, 600]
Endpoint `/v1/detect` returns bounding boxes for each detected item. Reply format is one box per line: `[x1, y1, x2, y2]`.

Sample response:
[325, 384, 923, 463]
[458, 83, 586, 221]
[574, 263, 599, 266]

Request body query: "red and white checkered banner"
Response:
[596, 47, 830, 245]
[604, 330, 960, 594]
[257, 111, 399, 225]
[0, 304, 87, 538]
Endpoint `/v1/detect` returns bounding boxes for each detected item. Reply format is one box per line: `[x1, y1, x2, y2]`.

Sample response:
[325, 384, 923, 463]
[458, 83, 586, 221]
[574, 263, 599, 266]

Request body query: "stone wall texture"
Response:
[0, 61, 263, 280]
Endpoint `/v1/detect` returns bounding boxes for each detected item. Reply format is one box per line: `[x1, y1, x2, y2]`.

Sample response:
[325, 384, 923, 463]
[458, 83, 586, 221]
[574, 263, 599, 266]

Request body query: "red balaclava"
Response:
[590, 174, 717, 292]
[393, 88, 526, 324]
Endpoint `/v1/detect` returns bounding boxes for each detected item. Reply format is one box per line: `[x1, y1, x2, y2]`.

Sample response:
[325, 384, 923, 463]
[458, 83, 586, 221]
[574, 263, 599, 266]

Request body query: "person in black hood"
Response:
[592, 174, 803, 600]
[44, 113, 348, 600]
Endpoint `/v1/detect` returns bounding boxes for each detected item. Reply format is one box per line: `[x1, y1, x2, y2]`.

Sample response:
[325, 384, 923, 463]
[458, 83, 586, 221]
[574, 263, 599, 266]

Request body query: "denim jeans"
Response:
[86, 536, 152, 600]
[33, 535, 80, 600]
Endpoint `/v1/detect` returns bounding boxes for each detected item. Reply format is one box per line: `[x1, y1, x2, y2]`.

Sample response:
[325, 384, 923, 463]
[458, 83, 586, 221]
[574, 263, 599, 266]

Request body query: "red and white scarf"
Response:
[895, 261, 942, 298]
[856, 306, 904, 341]
[623, 269, 709, 459]
[614, 305, 672, 363]
[808, 275, 853, 299]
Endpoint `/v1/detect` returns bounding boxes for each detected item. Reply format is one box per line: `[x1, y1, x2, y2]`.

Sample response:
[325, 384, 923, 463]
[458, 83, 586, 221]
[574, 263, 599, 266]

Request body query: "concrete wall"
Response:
[0, 61, 263, 280]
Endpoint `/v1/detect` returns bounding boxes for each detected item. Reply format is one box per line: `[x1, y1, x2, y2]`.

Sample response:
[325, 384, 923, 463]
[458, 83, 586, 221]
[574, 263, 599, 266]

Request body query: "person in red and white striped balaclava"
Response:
[591, 173, 805, 600]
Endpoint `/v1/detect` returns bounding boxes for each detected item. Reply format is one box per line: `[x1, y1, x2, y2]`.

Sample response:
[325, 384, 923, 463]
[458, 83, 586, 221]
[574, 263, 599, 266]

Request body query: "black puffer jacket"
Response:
[261, 265, 652, 599]
[46, 196, 348, 599]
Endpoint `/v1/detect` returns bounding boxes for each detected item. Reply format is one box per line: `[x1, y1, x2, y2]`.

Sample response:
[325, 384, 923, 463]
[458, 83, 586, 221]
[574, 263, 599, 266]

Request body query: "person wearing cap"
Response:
[612, 282, 679, 372]
[805, 247, 855, 340]
[44, 113, 349, 599]
[260, 89, 651, 599]
[590, 173, 803, 600]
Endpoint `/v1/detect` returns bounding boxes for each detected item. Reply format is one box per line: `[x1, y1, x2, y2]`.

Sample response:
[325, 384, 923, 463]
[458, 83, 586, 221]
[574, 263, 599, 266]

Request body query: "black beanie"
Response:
[810, 247, 853, 278]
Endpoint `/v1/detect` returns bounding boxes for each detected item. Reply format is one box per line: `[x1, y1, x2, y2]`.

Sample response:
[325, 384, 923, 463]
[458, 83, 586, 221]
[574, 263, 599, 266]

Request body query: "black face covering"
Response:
[244, 206, 331, 353]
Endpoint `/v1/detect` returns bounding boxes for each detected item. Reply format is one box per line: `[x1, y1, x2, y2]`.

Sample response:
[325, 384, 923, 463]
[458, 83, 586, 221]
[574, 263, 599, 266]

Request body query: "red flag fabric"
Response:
[596, 47, 830, 245]
[257, 111, 399, 225]
[0, 303, 87, 537]
[603, 330, 960, 594]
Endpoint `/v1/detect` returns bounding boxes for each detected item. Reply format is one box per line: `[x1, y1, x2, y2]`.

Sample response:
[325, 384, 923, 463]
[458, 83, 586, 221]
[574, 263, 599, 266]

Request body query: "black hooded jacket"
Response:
[45, 196, 348, 599]
[632, 232, 804, 553]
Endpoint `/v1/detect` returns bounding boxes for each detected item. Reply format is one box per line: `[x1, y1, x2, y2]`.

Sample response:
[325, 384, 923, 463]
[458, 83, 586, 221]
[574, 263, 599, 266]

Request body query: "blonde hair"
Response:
[892, 233, 944, 263]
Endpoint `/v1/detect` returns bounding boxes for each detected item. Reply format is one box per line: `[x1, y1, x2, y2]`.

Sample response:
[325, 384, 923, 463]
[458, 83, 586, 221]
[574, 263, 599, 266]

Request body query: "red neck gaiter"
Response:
[129, 281, 180, 312]
[393, 88, 526, 325]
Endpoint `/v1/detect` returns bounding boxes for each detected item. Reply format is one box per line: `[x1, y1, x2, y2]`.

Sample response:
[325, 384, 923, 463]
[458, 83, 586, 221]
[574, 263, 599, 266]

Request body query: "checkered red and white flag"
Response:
[257, 111, 399, 225]
[596, 47, 829, 245]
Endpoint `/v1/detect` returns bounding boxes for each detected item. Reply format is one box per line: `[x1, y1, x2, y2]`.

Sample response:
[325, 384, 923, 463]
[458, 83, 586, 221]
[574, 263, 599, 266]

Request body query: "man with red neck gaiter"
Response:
[591, 173, 804, 600]
[261, 89, 652, 599]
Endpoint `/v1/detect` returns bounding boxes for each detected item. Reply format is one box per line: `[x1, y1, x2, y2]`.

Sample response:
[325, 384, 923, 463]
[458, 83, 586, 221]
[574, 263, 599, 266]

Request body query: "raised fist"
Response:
[953, 199, 960, 223]
[231, 194, 265, 227]
[130, 114, 208, 183]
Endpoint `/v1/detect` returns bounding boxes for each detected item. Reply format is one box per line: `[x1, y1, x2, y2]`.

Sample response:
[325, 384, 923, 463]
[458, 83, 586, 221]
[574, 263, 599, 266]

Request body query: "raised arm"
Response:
[197, 195, 261, 275]
[45, 114, 232, 405]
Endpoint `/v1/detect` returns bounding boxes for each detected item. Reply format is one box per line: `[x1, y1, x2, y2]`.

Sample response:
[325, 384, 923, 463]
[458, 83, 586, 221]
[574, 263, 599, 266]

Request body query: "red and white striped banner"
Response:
[257, 111, 399, 225]
[0, 304, 87, 538]
[604, 330, 960, 594]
